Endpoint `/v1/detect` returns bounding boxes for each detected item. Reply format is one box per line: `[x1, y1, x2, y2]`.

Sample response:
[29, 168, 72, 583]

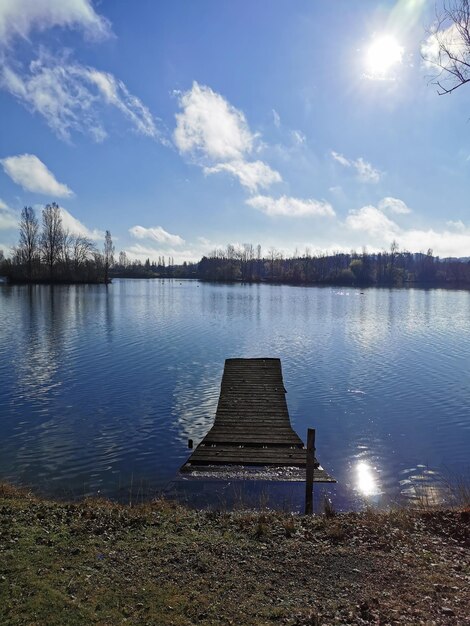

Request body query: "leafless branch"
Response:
[423, 0, 470, 94]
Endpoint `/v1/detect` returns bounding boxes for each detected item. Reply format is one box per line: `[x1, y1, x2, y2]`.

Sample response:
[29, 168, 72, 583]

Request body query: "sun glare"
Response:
[366, 34, 404, 78]
[356, 461, 381, 497]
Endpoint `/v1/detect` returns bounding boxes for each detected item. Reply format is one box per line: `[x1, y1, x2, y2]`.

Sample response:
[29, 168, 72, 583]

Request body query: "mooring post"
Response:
[305, 428, 316, 515]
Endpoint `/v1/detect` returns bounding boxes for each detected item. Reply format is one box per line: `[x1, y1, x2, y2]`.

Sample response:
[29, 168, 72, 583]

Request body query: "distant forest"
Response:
[111, 243, 470, 287]
[191, 243, 470, 287]
[2, 206, 470, 288]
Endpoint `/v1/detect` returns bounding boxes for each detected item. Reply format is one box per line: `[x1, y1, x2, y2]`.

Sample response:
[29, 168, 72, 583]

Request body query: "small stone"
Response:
[441, 607, 454, 616]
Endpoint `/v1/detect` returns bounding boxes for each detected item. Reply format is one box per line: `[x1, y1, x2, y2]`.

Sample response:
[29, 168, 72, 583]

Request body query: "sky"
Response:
[1, 0, 470, 262]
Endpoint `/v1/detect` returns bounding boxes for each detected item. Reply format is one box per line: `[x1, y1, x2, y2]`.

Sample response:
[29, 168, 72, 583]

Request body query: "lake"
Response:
[1, 279, 469, 510]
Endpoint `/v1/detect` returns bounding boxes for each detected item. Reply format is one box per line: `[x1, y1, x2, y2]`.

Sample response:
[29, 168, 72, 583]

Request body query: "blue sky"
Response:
[1, 0, 470, 262]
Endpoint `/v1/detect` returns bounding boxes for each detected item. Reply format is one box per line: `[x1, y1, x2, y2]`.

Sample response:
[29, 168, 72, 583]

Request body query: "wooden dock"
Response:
[181, 358, 334, 482]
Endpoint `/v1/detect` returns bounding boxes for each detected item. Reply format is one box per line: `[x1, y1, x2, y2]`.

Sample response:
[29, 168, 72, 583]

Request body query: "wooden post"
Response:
[305, 428, 316, 515]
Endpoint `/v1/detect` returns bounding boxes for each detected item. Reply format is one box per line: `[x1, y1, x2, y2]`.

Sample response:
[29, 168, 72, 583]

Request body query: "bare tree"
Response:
[72, 235, 95, 271]
[41, 203, 64, 280]
[388, 240, 400, 282]
[118, 250, 128, 268]
[423, 0, 470, 94]
[268, 246, 278, 280]
[18, 206, 39, 280]
[103, 230, 114, 283]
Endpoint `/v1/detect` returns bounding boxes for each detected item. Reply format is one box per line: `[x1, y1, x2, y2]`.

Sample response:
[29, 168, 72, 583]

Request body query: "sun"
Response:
[365, 34, 404, 78]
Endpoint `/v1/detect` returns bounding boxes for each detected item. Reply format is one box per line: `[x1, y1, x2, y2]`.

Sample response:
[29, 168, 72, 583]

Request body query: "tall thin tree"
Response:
[103, 230, 115, 283]
[19, 206, 39, 281]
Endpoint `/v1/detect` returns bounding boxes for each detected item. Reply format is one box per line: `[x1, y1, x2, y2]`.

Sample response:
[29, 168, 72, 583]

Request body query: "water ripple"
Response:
[0, 281, 469, 506]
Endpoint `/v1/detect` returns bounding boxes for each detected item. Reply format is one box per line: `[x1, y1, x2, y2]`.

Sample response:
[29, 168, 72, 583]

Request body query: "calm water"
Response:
[1, 280, 469, 510]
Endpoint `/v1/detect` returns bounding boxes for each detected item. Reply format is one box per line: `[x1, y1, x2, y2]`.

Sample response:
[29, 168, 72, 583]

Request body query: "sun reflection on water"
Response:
[356, 461, 381, 497]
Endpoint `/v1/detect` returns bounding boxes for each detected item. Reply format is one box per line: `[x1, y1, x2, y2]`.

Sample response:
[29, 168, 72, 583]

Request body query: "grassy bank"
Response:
[1, 483, 469, 625]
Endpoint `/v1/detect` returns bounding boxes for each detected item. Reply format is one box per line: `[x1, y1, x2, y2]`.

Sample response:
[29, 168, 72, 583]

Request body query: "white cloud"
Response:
[85, 68, 158, 138]
[0, 241, 14, 256]
[378, 196, 411, 214]
[125, 236, 251, 264]
[0, 52, 158, 142]
[343, 203, 470, 257]
[354, 158, 381, 183]
[272, 109, 281, 128]
[421, 30, 441, 68]
[246, 194, 335, 218]
[204, 160, 281, 192]
[0, 2, 158, 144]
[0, 202, 98, 241]
[421, 22, 470, 95]
[291, 130, 306, 145]
[421, 23, 467, 70]
[345, 205, 399, 238]
[1, 154, 73, 197]
[0, 198, 18, 230]
[126, 214, 470, 262]
[125, 243, 199, 264]
[129, 225, 185, 247]
[173, 81, 281, 193]
[446, 220, 466, 231]
[331, 150, 382, 182]
[0, 0, 110, 44]
[331, 150, 351, 168]
[58, 206, 102, 240]
[174, 82, 255, 161]
[398, 226, 470, 258]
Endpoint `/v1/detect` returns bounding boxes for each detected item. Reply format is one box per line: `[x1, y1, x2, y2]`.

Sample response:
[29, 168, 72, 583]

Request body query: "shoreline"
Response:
[3, 275, 470, 292]
[1, 483, 468, 625]
[2, 278, 111, 286]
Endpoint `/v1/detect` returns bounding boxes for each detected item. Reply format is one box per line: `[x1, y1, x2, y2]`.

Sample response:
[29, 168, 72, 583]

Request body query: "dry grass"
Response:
[0, 482, 37, 500]
[1, 484, 469, 625]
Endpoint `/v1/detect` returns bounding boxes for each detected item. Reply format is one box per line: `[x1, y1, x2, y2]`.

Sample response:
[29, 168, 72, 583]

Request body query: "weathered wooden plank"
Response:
[204, 429, 304, 444]
[203, 435, 303, 444]
[207, 424, 300, 430]
[191, 446, 308, 456]
[189, 452, 308, 464]
[188, 453, 309, 466]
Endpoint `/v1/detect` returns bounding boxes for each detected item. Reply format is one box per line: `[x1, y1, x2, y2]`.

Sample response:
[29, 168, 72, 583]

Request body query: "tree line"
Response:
[1, 204, 114, 284]
[195, 242, 470, 287]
